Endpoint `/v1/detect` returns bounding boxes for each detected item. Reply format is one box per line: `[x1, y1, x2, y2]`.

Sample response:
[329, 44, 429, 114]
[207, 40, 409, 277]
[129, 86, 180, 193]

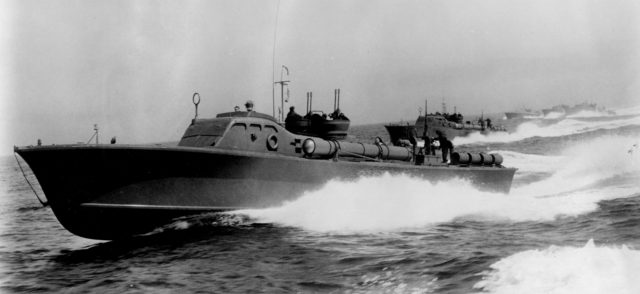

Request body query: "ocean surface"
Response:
[2, 107, 640, 293]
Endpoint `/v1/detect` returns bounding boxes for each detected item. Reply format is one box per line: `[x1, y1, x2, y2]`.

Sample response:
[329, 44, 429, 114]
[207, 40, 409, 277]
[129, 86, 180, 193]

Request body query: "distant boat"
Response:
[542, 104, 567, 117]
[386, 112, 507, 144]
[541, 102, 614, 117]
[504, 108, 541, 119]
[564, 102, 597, 115]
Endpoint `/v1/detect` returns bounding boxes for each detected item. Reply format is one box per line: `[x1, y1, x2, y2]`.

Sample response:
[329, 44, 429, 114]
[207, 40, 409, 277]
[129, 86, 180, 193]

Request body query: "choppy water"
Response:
[2, 108, 640, 293]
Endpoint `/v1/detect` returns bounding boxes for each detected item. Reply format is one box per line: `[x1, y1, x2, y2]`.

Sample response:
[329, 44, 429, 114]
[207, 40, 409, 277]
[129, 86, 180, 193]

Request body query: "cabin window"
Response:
[249, 124, 262, 131]
[265, 125, 278, 133]
[232, 123, 247, 130]
[178, 118, 231, 147]
[249, 124, 262, 135]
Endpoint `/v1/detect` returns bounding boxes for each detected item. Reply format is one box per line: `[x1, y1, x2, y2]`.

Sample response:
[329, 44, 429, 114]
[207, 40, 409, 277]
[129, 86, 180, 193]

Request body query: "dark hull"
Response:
[505, 112, 524, 120]
[414, 116, 506, 140]
[411, 124, 500, 140]
[384, 125, 416, 145]
[418, 125, 491, 140]
[386, 123, 487, 143]
[16, 145, 515, 240]
[542, 103, 599, 117]
[564, 104, 597, 116]
[504, 112, 539, 119]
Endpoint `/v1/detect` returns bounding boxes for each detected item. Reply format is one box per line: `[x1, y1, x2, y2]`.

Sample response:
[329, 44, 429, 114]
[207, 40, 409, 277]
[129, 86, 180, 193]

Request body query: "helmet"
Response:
[245, 100, 254, 107]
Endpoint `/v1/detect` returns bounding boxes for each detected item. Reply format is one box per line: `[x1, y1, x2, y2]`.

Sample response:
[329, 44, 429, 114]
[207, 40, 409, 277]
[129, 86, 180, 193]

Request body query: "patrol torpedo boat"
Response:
[14, 93, 516, 240]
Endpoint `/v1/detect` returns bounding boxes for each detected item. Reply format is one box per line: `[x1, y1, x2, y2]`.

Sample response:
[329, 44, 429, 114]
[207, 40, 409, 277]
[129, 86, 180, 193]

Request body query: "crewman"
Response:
[234, 106, 240, 112]
[330, 108, 348, 120]
[285, 106, 302, 122]
[245, 100, 254, 112]
[436, 130, 454, 163]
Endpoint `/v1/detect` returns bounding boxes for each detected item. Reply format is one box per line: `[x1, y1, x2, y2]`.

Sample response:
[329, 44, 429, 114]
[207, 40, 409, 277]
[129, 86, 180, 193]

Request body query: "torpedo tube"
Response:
[451, 152, 504, 166]
[302, 138, 412, 161]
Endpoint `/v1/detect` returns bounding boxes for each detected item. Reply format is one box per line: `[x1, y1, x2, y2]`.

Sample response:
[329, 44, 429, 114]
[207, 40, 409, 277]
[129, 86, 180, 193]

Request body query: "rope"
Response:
[13, 153, 48, 207]
[336, 151, 381, 162]
[86, 132, 97, 144]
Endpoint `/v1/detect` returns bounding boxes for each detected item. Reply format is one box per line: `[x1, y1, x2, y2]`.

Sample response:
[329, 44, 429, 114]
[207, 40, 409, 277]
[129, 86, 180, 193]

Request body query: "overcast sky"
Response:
[1, 0, 639, 154]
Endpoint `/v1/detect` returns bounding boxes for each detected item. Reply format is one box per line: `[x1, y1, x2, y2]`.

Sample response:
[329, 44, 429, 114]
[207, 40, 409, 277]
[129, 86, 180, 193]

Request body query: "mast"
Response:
[274, 65, 290, 123]
[94, 124, 99, 144]
[423, 99, 428, 138]
[86, 124, 99, 145]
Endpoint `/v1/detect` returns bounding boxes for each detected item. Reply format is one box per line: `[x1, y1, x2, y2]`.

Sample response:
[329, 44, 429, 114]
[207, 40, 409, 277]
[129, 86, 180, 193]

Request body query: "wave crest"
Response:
[474, 239, 640, 294]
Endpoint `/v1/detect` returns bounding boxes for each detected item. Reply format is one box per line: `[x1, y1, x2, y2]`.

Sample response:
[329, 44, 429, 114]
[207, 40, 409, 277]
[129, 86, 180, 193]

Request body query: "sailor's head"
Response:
[245, 100, 254, 111]
[234, 105, 240, 112]
[290, 106, 295, 110]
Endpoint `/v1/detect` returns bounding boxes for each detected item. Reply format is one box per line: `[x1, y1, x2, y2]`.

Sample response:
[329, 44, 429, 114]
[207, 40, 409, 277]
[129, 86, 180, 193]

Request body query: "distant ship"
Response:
[504, 108, 541, 120]
[541, 104, 567, 117]
[14, 93, 516, 240]
[386, 111, 507, 145]
[541, 102, 615, 117]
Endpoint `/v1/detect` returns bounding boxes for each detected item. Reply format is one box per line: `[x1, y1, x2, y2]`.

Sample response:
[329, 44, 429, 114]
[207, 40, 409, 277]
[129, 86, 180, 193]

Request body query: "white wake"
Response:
[235, 136, 640, 232]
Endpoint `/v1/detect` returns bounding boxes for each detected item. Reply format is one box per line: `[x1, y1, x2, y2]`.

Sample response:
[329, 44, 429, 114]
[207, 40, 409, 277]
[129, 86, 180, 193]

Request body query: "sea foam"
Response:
[612, 104, 640, 116]
[474, 240, 640, 294]
[512, 135, 640, 197]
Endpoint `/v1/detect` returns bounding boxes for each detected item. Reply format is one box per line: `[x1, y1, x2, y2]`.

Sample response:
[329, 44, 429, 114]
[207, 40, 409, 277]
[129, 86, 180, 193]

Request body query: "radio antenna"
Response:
[271, 0, 281, 119]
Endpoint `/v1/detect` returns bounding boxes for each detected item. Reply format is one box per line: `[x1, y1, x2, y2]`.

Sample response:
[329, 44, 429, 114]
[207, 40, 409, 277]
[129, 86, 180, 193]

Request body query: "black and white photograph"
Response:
[1, 0, 640, 293]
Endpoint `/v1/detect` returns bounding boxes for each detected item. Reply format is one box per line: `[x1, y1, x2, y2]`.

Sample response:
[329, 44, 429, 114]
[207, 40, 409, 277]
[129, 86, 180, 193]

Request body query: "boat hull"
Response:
[16, 145, 515, 240]
[504, 112, 531, 120]
[413, 116, 506, 140]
